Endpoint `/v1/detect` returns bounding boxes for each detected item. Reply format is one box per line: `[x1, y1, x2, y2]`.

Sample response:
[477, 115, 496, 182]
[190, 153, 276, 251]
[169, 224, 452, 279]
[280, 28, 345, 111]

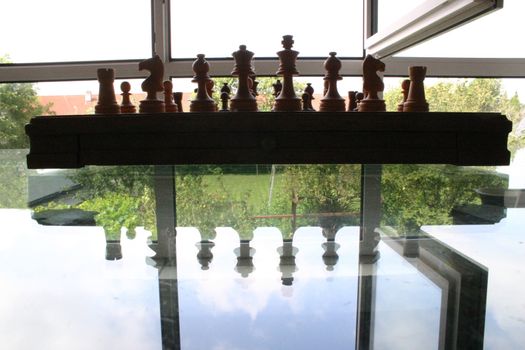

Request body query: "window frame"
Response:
[1, 0, 524, 85]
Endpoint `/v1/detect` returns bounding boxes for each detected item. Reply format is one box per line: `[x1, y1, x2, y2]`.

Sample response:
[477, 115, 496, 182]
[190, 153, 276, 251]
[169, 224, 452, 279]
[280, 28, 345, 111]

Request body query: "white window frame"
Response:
[1, 0, 524, 84]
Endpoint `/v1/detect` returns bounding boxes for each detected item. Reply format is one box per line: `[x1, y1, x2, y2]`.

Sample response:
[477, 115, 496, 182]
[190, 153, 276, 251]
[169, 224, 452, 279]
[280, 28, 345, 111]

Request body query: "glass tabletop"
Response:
[1, 149, 525, 350]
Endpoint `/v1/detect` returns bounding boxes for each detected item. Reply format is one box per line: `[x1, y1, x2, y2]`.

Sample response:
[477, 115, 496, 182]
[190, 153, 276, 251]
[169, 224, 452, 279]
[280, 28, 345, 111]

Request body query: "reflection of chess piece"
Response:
[322, 239, 341, 271]
[277, 238, 298, 286]
[190, 54, 217, 112]
[139, 55, 166, 113]
[403, 66, 429, 112]
[273, 35, 302, 111]
[119, 81, 136, 113]
[358, 54, 386, 112]
[95, 68, 120, 114]
[398, 79, 410, 112]
[347, 91, 357, 112]
[106, 241, 123, 260]
[163, 80, 178, 113]
[230, 45, 258, 111]
[173, 92, 184, 112]
[196, 240, 215, 270]
[320, 52, 346, 112]
[234, 240, 256, 277]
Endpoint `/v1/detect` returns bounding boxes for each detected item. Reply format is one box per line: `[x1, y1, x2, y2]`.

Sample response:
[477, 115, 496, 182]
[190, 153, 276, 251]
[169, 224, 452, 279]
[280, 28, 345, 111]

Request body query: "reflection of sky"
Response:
[424, 208, 525, 350]
[2, 209, 496, 350]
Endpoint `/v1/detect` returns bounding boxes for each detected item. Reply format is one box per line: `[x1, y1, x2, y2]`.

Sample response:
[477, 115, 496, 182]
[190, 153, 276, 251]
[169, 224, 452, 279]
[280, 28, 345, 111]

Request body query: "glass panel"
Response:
[0, 0, 151, 63]
[377, 0, 428, 32]
[169, 0, 363, 58]
[397, 1, 522, 58]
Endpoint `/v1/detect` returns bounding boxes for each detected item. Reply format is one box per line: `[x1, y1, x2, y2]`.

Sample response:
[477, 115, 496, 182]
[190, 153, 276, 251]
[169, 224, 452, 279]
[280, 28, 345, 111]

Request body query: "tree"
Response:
[0, 56, 53, 149]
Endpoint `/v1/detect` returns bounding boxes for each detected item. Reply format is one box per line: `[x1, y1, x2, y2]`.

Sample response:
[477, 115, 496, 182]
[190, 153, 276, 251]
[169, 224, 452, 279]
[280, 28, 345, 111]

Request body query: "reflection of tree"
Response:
[381, 164, 508, 232]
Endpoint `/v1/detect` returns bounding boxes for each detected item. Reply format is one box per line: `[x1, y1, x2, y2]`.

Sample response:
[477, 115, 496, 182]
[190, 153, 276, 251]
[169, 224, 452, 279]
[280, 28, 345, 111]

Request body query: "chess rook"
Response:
[230, 45, 258, 112]
[403, 66, 429, 112]
[189, 54, 217, 112]
[273, 35, 301, 112]
[95, 68, 120, 114]
[319, 52, 345, 112]
[119, 81, 136, 114]
[138, 55, 165, 113]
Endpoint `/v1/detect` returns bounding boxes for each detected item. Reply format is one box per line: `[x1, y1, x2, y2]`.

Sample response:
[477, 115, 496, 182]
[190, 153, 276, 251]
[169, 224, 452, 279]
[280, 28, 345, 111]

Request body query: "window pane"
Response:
[170, 0, 363, 58]
[0, 0, 151, 63]
[396, 1, 521, 58]
[377, 0, 428, 32]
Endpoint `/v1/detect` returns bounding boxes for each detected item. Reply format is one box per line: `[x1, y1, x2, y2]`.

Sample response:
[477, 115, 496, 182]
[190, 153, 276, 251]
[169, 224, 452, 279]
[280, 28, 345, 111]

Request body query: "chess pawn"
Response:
[95, 68, 120, 114]
[319, 52, 346, 112]
[119, 81, 136, 113]
[355, 92, 364, 111]
[273, 35, 302, 112]
[138, 55, 165, 113]
[403, 66, 429, 112]
[173, 92, 184, 112]
[305, 83, 315, 111]
[220, 82, 231, 96]
[272, 79, 282, 97]
[347, 91, 357, 112]
[220, 91, 230, 111]
[189, 54, 217, 112]
[163, 80, 178, 113]
[230, 45, 258, 112]
[302, 92, 312, 111]
[398, 79, 411, 112]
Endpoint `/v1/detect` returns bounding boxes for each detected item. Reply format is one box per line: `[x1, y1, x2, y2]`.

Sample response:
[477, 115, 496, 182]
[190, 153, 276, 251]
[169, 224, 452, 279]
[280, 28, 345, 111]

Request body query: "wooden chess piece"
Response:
[173, 92, 183, 112]
[95, 68, 120, 114]
[189, 54, 217, 112]
[272, 79, 282, 97]
[138, 55, 165, 113]
[355, 92, 364, 111]
[347, 91, 357, 112]
[403, 66, 429, 112]
[358, 54, 386, 112]
[163, 80, 178, 113]
[319, 52, 346, 112]
[119, 81, 136, 114]
[273, 35, 301, 111]
[305, 83, 315, 111]
[220, 83, 231, 112]
[251, 75, 259, 97]
[398, 79, 411, 112]
[230, 45, 258, 112]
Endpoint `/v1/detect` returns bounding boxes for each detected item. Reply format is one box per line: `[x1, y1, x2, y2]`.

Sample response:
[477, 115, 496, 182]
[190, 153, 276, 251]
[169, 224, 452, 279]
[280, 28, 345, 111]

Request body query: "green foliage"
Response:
[381, 164, 507, 232]
[0, 149, 29, 208]
[0, 63, 53, 148]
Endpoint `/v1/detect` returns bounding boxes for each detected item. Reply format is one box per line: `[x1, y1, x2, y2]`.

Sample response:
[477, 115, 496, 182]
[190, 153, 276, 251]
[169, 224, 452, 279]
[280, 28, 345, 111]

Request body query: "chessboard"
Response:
[25, 111, 511, 168]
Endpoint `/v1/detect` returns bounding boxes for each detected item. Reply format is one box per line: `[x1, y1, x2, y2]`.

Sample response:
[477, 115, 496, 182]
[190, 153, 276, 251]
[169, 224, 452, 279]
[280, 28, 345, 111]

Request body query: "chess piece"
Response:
[403, 66, 429, 112]
[219, 83, 231, 111]
[347, 91, 357, 112]
[355, 92, 364, 111]
[272, 79, 282, 97]
[319, 52, 346, 112]
[278, 238, 298, 286]
[358, 54, 386, 112]
[138, 55, 165, 113]
[250, 75, 259, 97]
[273, 35, 302, 111]
[173, 92, 183, 112]
[119, 81, 136, 113]
[398, 79, 411, 112]
[163, 80, 178, 113]
[304, 83, 315, 111]
[95, 68, 120, 114]
[189, 54, 217, 112]
[230, 45, 258, 111]
[302, 93, 312, 111]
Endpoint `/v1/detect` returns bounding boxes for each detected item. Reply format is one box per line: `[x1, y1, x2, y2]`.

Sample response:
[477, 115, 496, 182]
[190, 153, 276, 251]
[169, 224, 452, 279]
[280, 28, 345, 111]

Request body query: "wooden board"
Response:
[25, 111, 512, 168]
